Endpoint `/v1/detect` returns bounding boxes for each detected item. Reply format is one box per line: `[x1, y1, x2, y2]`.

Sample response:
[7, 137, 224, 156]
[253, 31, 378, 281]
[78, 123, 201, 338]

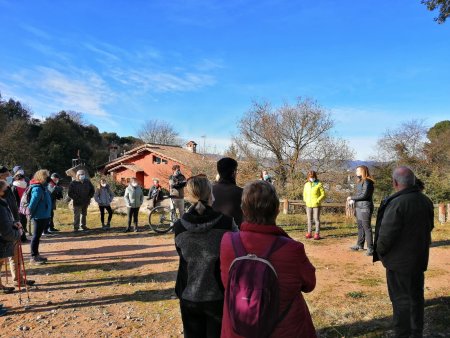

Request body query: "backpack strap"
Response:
[261, 236, 288, 259]
[231, 232, 247, 257]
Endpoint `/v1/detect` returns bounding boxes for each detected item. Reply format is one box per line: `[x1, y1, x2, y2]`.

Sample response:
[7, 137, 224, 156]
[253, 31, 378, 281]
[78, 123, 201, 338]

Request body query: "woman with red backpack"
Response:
[220, 180, 317, 338]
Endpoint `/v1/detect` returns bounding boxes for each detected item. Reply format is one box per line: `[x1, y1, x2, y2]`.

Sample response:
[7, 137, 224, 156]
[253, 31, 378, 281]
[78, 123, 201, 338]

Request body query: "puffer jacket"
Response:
[28, 180, 52, 220]
[351, 179, 374, 210]
[94, 185, 115, 207]
[220, 222, 317, 338]
[124, 185, 144, 208]
[0, 198, 21, 258]
[303, 180, 326, 208]
[68, 179, 95, 207]
[174, 204, 236, 302]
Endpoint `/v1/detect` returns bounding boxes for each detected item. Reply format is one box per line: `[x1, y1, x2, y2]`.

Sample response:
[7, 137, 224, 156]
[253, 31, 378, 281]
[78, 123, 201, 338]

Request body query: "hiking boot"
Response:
[313, 233, 321, 240]
[43, 231, 54, 237]
[30, 256, 46, 265]
[1, 286, 15, 294]
[0, 308, 7, 316]
[36, 255, 48, 262]
[80, 226, 90, 231]
[350, 245, 364, 251]
[305, 233, 312, 239]
[14, 279, 36, 287]
[134, 226, 139, 233]
[124, 227, 131, 233]
[366, 248, 374, 256]
[49, 228, 60, 232]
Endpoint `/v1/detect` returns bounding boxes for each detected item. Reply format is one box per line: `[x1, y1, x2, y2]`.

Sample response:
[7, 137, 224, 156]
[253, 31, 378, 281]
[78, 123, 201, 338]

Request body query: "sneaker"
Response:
[0, 308, 7, 316]
[313, 233, 321, 240]
[305, 233, 312, 239]
[73, 228, 80, 232]
[36, 255, 48, 262]
[30, 256, 46, 265]
[134, 227, 139, 233]
[366, 249, 374, 256]
[124, 228, 131, 233]
[49, 228, 60, 232]
[350, 245, 364, 251]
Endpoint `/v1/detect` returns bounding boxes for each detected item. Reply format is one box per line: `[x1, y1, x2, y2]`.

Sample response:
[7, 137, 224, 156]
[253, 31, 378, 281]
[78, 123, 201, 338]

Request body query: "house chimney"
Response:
[109, 144, 120, 161]
[186, 141, 197, 154]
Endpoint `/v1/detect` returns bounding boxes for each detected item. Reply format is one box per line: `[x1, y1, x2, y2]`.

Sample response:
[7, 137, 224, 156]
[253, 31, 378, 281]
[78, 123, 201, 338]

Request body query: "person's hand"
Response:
[15, 222, 22, 229]
[347, 196, 352, 201]
[18, 228, 23, 236]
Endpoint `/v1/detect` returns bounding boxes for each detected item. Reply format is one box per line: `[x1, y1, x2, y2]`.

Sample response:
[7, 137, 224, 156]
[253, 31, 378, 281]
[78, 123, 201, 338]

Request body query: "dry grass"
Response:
[1, 207, 447, 337]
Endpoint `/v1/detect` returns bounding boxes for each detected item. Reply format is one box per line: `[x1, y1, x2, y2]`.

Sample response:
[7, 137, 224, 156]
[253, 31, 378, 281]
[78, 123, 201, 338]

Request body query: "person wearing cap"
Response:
[147, 178, 163, 209]
[169, 165, 187, 218]
[68, 170, 95, 232]
[212, 157, 243, 227]
[45, 173, 63, 234]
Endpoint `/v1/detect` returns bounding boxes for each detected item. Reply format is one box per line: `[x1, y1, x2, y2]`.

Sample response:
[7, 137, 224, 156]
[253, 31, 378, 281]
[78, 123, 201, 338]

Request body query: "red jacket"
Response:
[220, 222, 317, 338]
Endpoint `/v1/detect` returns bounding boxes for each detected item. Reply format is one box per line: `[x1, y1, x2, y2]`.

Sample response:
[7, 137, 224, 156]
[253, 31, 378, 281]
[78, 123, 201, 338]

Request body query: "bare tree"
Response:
[376, 119, 427, 164]
[138, 119, 181, 145]
[236, 97, 352, 186]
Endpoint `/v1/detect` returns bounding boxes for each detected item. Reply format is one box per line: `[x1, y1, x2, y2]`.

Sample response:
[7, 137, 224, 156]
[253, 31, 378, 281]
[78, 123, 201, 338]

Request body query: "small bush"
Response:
[346, 291, 366, 299]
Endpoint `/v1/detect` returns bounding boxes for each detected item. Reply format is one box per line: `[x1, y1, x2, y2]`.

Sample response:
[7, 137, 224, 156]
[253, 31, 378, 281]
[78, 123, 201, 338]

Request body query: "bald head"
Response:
[392, 166, 415, 191]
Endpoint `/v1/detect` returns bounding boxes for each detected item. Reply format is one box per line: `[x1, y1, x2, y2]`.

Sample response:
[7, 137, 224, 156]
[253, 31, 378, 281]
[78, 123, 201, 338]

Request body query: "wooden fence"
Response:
[280, 199, 450, 224]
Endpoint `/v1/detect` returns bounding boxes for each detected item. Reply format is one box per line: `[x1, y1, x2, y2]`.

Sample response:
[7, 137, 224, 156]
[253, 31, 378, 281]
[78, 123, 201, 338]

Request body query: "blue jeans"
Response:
[31, 218, 50, 257]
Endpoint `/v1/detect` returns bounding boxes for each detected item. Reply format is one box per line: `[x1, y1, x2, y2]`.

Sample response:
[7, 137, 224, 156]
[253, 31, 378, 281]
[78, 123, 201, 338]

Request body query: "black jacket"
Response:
[212, 178, 243, 227]
[174, 204, 236, 302]
[50, 185, 64, 210]
[68, 179, 95, 207]
[169, 173, 186, 199]
[4, 186, 19, 222]
[373, 186, 434, 273]
[0, 198, 21, 258]
[351, 179, 374, 210]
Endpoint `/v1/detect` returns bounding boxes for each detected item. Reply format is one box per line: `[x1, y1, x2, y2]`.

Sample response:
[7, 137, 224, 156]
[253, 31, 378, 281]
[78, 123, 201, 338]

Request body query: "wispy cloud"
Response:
[20, 24, 52, 40]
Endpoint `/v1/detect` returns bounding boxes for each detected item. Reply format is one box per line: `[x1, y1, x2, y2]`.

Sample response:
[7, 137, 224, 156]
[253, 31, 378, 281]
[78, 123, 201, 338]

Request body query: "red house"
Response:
[101, 141, 204, 189]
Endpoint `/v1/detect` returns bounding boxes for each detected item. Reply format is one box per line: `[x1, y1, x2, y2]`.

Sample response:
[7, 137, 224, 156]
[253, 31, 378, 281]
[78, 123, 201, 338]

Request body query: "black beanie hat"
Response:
[217, 157, 238, 179]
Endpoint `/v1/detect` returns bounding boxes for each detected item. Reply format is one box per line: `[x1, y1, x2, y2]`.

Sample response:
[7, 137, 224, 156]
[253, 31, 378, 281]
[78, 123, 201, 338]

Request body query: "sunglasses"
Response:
[186, 174, 207, 182]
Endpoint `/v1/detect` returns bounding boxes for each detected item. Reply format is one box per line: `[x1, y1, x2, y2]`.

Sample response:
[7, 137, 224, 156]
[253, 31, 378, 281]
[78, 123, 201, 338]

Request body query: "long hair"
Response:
[357, 165, 374, 182]
[306, 170, 318, 183]
[185, 175, 212, 215]
[33, 169, 50, 184]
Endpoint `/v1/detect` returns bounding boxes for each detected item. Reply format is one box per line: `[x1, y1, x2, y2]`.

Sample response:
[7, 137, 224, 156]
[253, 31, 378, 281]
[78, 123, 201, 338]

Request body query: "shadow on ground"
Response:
[317, 296, 450, 337]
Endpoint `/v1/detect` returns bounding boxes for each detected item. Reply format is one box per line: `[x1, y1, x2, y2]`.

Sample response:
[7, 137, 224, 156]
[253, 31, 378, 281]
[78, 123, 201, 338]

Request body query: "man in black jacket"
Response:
[374, 167, 434, 338]
[68, 170, 95, 232]
[212, 157, 243, 227]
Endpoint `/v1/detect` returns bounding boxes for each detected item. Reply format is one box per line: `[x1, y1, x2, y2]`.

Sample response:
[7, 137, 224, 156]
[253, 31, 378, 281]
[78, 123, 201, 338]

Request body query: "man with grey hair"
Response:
[373, 166, 434, 337]
[68, 170, 95, 232]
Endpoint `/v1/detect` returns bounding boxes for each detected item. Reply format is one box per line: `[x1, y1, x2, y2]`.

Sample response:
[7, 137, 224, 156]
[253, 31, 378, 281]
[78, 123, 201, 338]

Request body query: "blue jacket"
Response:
[29, 182, 52, 219]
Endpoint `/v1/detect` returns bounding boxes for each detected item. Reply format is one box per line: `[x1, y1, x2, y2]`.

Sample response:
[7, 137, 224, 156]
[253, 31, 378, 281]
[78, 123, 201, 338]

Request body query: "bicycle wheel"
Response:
[149, 206, 173, 233]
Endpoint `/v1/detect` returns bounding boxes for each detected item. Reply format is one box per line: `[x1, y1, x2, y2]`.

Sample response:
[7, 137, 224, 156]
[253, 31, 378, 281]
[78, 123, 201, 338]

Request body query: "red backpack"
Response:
[226, 232, 289, 338]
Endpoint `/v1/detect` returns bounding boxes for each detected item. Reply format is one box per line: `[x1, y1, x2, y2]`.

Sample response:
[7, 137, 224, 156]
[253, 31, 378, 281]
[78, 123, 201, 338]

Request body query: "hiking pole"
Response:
[17, 241, 30, 302]
[4, 258, 8, 285]
[16, 242, 22, 305]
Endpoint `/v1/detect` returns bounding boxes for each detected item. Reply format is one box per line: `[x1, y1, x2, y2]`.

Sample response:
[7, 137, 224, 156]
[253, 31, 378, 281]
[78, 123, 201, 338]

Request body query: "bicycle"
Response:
[148, 196, 183, 233]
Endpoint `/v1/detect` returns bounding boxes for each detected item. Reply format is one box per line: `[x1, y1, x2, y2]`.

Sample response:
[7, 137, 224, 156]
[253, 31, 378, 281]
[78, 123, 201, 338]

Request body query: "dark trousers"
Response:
[179, 299, 223, 338]
[99, 206, 113, 225]
[387, 269, 425, 338]
[31, 218, 50, 257]
[356, 208, 373, 249]
[127, 207, 139, 228]
[19, 213, 28, 240]
[47, 209, 57, 231]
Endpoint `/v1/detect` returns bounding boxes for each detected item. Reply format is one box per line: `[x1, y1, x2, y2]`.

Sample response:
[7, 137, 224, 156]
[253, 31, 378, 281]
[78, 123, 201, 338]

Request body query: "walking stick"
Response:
[16, 242, 22, 305]
[4, 259, 8, 285]
[17, 242, 30, 302]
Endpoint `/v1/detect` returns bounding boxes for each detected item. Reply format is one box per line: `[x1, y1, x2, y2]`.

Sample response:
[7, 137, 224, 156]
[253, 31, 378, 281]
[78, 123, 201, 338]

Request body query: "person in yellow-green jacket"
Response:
[303, 170, 326, 240]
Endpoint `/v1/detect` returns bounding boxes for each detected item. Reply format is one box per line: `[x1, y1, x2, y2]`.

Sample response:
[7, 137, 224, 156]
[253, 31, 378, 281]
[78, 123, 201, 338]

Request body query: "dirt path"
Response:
[0, 223, 448, 337]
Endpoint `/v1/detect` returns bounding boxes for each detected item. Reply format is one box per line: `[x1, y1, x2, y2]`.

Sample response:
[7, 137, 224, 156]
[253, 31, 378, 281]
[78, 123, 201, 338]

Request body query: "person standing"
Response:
[124, 178, 143, 232]
[374, 167, 434, 337]
[348, 165, 375, 256]
[174, 175, 237, 338]
[260, 170, 273, 184]
[94, 178, 115, 230]
[28, 170, 52, 265]
[169, 165, 186, 218]
[147, 178, 162, 209]
[68, 170, 95, 232]
[220, 181, 316, 338]
[11, 171, 29, 242]
[45, 173, 63, 234]
[212, 157, 243, 227]
[0, 179, 22, 296]
[303, 170, 326, 240]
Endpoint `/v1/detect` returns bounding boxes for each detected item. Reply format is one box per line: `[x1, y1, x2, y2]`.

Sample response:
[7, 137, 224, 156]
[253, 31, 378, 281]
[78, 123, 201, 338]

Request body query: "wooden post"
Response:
[283, 198, 289, 215]
[438, 203, 446, 224]
[447, 203, 450, 224]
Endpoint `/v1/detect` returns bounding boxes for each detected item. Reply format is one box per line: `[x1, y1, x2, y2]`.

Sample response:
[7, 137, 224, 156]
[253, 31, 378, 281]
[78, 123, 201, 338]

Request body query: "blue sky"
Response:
[0, 0, 449, 160]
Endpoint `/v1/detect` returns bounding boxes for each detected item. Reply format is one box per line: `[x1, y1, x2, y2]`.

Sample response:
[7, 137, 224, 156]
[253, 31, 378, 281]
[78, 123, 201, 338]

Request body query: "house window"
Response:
[153, 156, 161, 164]
[120, 177, 126, 184]
[162, 159, 168, 164]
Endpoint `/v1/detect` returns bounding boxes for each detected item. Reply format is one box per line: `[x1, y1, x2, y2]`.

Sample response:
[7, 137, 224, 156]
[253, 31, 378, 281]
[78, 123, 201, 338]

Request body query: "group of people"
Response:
[0, 158, 435, 337]
[173, 160, 434, 338]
